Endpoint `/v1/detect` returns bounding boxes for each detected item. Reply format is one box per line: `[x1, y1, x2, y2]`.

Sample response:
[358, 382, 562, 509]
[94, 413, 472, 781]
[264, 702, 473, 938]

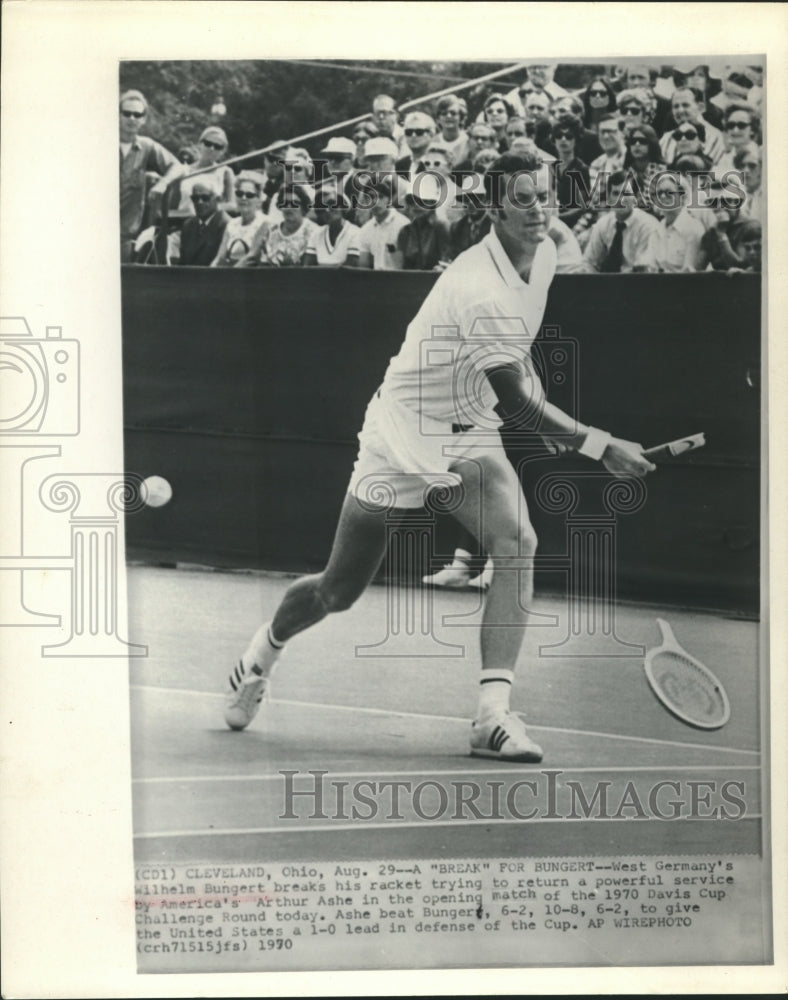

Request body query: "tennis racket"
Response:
[643, 432, 705, 462]
[644, 618, 730, 729]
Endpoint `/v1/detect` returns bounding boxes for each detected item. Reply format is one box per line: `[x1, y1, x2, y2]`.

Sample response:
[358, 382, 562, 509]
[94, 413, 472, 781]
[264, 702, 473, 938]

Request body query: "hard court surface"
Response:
[129, 566, 763, 865]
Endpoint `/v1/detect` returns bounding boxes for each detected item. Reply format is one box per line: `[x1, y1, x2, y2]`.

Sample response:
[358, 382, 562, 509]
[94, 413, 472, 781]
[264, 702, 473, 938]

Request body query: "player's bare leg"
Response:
[450, 452, 543, 761]
[225, 493, 390, 729]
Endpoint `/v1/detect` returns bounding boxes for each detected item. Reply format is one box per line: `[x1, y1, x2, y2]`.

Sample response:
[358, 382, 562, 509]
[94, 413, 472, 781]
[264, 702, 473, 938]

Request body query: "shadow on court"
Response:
[128, 566, 762, 864]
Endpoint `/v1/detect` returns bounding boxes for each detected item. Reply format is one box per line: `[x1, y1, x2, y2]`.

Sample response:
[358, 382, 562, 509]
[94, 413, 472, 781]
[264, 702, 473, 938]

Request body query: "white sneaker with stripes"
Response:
[224, 661, 270, 731]
[470, 712, 543, 762]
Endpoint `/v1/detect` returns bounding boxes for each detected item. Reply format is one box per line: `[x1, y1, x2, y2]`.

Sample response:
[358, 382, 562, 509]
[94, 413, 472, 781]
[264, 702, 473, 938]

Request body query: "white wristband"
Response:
[578, 427, 612, 461]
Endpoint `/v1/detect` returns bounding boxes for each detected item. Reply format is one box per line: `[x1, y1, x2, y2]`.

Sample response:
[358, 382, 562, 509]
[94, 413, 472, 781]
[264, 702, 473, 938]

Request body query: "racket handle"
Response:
[644, 433, 706, 461]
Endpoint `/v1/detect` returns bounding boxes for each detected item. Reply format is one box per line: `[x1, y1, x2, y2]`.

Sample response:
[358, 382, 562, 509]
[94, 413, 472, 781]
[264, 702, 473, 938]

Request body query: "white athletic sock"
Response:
[477, 669, 514, 719]
[242, 622, 285, 677]
[450, 547, 473, 568]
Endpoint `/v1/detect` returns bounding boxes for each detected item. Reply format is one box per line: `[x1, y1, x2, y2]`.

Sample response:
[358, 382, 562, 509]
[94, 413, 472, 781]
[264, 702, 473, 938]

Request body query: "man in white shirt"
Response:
[583, 170, 661, 272]
[589, 114, 626, 184]
[224, 152, 654, 762]
[652, 172, 704, 272]
[395, 111, 437, 180]
[356, 177, 409, 269]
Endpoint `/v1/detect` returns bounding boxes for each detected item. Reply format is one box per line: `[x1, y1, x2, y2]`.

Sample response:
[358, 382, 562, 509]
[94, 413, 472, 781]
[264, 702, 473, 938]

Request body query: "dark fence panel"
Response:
[122, 266, 761, 613]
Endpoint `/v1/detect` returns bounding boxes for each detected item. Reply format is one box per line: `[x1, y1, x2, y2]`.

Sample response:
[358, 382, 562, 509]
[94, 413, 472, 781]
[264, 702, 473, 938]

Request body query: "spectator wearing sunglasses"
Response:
[452, 122, 497, 174]
[171, 177, 229, 266]
[243, 184, 317, 267]
[419, 142, 464, 226]
[550, 114, 591, 229]
[652, 172, 704, 272]
[395, 111, 437, 180]
[580, 76, 618, 133]
[177, 126, 236, 215]
[714, 104, 761, 179]
[482, 94, 518, 152]
[119, 89, 182, 262]
[304, 193, 360, 267]
[622, 65, 672, 135]
[733, 146, 763, 223]
[623, 124, 664, 215]
[397, 175, 452, 271]
[212, 172, 269, 267]
[664, 121, 713, 172]
[661, 87, 724, 164]
[616, 89, 654, 135]
[551, 96, 602, 164]
[260, 141, 289, 218]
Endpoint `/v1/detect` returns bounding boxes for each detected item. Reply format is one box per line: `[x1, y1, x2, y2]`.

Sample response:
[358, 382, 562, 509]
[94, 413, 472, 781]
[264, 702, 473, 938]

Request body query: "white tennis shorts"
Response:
[346, 386, 507, 509]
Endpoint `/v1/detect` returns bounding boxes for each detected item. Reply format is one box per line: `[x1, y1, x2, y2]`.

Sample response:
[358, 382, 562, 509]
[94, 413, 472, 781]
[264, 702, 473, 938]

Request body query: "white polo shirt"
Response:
[358, 209, 410, 269]
[382, 228, 557, 423]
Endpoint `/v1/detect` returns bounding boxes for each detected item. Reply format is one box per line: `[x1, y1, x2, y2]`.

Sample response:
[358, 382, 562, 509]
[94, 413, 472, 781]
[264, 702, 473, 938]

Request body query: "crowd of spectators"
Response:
[120, 60, 764, 274]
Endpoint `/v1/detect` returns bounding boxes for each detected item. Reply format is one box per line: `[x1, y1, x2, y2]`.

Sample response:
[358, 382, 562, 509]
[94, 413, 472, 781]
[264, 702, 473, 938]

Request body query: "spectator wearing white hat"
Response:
[396, 174, 451, 271]
[395, 111, 437, 180]
[315, 136, 358, 204]
[356, 176, 409, 270]
[419, 141, 464, 226]
[177, 125, 236, 214]
[360, 136, 409, 206]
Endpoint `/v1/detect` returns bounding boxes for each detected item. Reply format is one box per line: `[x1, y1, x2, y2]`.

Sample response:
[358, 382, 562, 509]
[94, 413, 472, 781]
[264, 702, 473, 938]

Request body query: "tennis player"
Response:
[225, 153, 655, 762]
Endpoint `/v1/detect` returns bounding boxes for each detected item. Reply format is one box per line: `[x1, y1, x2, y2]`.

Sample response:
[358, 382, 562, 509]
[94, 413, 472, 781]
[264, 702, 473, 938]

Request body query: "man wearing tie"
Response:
[172, 179, 229, 266]
[395, 112, 437, 180]
[582, 170, 661, 273]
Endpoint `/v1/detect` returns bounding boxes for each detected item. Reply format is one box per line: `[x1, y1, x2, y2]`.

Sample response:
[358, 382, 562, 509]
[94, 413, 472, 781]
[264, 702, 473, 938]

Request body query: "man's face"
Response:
[525, 94, 550, 123]
[264, 152, 285, 180]
[599, 121, 622, 154]
[470, 126, 496, 151]
[626, 67, 651, 90]
[554, 130, 575, 158]
[422, 151, 450, 177]
[496, 171, 547, 246]
[371, 191, 391, 221]
[740, 235, 761, 268]
[552, 99, 579, 122]
[528, 65, 552, 89]
[120, 97, 146, 140]
[505, 120, 527, 142]
[365, 154, 395, 173]
[653, 176, 683, 219]
[738, 153, 761, 191]
[437, 103, 462, 138]
[725, 111, 754, 148]
[191, 185, 218, 220]
[326, 153, 353, 177]
[403, 117, 434, 156]
[608, 183, 636, 220]
[672, 92, 700, 125]
[372, 99, 398, 136]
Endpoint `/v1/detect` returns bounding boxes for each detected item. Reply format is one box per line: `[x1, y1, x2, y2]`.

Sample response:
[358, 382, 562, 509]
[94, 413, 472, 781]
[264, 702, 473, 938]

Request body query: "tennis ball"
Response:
[141, 475, 172, 508]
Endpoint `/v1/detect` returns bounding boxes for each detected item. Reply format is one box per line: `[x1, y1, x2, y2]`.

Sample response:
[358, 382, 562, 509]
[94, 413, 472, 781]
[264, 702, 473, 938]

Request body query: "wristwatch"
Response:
[578, 427, 612, 461]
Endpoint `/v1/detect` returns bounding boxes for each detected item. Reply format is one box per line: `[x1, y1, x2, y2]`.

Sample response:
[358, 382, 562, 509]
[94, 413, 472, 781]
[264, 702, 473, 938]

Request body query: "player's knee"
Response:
[488, 523, 538, 559]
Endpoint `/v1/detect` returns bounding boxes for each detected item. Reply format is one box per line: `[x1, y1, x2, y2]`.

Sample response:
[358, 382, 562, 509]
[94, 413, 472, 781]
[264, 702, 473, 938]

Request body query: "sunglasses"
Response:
[191, 193, 214, 203]
[725, 120, 751, 131]
[202, 139, 225, 151]
[121, 109, 145, 119]
[621, 106, 642, 116]
[404, 128, 429, 136]
[673, 128, 698, 140]
[421, 159, 446, 168]
[589, 88, 608, 97]
[629, 136, 648, 144]
[235, 190, 258, 199]
[554, 132, 573, 141]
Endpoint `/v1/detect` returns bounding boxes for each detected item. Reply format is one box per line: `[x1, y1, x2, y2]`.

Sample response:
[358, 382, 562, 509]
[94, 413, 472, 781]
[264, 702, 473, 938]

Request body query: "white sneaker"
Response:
[470, 712, 543, 762]
[422, 563, 472, 588]
[468, 558, 494, 590]
[224, 661, 270, 731]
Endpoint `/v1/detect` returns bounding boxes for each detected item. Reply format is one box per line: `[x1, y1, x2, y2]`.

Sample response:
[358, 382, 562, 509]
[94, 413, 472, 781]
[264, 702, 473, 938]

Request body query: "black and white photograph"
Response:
[1, 3, 786, 996]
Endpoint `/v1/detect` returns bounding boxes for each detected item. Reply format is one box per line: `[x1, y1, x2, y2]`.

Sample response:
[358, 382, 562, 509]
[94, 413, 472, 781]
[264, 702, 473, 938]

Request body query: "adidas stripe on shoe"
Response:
[470, 712, 543, 762]
[224, 660, 270, 731]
